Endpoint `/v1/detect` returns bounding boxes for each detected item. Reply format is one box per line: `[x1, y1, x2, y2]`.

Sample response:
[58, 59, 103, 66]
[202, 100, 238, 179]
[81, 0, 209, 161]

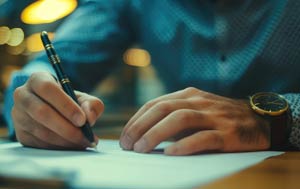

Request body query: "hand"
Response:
[120, 87, 271, 155]
[12, 72, 104, 150]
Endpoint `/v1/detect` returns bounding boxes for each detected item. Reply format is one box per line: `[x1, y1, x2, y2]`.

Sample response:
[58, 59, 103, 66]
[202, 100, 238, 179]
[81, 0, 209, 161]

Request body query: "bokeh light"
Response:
[6, 28, 24, 47]
[0, 26, 11, 45]
[6, 41, 26, 55]
[21, 0, 78, 24]
[123, 48, 151, 67]
[26, 32, 54, 52]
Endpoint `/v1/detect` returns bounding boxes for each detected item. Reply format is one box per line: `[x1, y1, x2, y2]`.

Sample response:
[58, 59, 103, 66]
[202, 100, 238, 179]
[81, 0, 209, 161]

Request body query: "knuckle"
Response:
[171, 109, 194, 124]
[13, 86, 31, 106]
[188, 97, 203, 108]
[35, 80, 55, 94]
[189, 96, 214, 107]
[18, 92, 32, 109]
[183, 87, 199, 94]
[28, 72, 41, 85]
[29, 72, 56, 94]
[154, 101, 173, 114]
[13, 86, 23, 101]
[32, 104, 49, 121]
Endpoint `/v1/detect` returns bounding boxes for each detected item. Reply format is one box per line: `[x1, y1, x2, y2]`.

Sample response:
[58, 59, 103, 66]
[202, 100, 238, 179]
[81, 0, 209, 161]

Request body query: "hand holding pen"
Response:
[11, 32, 104, 150]
[40, 31, 98, 148]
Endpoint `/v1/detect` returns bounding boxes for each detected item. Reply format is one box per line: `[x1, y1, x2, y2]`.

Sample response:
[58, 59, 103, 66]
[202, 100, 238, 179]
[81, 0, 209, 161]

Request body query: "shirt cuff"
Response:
[3, 60, 54, 140]
[4, 72, 30, 140]
[282, 93, 300, 149]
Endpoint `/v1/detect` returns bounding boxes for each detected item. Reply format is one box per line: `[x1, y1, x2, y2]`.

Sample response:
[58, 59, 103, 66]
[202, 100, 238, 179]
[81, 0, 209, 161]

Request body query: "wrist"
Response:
[249, 92, 292, 150]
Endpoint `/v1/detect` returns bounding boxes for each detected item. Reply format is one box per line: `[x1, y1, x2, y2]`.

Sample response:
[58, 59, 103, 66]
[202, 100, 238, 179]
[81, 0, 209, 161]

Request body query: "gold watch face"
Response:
[250, 92, 289, 116]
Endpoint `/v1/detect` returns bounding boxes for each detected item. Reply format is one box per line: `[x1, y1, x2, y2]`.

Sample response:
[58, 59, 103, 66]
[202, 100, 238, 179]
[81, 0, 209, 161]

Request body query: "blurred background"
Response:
[0, 0, 165, 138]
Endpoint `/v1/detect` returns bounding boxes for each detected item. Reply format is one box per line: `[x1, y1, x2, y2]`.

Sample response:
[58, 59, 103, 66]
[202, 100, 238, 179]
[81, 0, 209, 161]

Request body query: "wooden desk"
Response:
[0, 127, 6, 138]
[199, 152, 300, 189]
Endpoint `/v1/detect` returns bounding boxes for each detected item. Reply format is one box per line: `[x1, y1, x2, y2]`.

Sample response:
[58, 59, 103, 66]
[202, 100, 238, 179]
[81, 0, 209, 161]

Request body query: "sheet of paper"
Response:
[0, 140, 283, 189]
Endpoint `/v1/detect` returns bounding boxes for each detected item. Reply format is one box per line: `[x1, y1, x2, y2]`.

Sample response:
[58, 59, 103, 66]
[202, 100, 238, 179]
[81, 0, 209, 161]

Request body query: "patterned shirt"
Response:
[4, 0, 300, 148]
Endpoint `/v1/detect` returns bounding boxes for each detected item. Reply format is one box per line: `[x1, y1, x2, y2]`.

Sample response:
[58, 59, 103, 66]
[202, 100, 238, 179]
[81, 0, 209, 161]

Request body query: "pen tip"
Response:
[90, 142, 97, 149]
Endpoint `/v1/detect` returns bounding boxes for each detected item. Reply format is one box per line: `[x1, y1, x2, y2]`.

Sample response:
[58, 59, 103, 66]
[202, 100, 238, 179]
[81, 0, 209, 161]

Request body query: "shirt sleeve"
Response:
[35, 0, 135, 91]
[3, 0, 134, 139]
[283, 93, 300, 149]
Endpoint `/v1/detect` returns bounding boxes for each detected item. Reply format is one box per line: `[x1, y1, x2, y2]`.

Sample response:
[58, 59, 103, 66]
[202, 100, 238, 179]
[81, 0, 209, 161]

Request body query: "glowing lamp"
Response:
[123, 48, 151, 67]
[21, 0, 77, 24]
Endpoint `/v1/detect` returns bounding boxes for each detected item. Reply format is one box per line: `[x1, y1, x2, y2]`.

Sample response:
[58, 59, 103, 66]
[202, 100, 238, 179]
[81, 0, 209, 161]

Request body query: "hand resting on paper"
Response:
[120, 87, 271, 155]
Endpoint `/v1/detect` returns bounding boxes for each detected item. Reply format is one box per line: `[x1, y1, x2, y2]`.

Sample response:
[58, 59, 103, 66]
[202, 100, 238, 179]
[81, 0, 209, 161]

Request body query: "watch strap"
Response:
[269, 108, 292, 150]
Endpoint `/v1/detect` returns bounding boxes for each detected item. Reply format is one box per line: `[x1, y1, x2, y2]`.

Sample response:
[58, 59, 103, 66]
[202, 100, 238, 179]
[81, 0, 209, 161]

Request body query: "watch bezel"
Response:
[250, 92, 289, 116]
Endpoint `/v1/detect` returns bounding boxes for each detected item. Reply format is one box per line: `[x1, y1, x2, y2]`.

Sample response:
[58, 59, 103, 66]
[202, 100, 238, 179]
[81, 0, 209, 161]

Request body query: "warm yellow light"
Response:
[21, 0, 77, 24]
[26, 32, 54, 52]
[1, 65, 22, 88]
[123, 48, 151, 67]
[6, 41, 26, 55]
[6, 28, 24, 46]
[0, 26, 11, 45]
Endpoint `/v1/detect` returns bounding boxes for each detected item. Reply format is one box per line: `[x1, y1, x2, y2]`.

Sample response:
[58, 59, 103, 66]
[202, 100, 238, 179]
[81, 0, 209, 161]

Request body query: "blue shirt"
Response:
[4, 0, 300, 148]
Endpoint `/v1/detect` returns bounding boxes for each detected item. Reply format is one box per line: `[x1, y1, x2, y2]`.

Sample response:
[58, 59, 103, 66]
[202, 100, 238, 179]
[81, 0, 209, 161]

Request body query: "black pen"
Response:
[40, 31, 97, 149]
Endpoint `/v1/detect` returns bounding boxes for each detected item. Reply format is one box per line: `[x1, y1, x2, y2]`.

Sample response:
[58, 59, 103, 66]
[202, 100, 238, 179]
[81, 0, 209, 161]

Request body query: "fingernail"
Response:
[121, 134, 133, 150]
[134, 138, 147, 153]
[73, 113, 85, 126]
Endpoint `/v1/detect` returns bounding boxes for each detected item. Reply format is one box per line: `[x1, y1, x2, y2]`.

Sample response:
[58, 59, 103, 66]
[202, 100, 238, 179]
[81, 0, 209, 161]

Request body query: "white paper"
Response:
[0, 140, 283, 189]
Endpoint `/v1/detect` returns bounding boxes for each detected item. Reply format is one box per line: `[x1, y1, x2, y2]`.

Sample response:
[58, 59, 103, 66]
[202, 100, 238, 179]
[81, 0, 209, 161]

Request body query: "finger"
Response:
[164, 130, 224, 156]
[14, 87, 91, 147]
[27, 72, 86, 127]
[122, 88, 214, 136]
[13, 108, 86, 150]
[132, 109, 216, 153]
[76, 91, 104, 126]
[122, 89, 192, 131]
[120, 100, 194, 150]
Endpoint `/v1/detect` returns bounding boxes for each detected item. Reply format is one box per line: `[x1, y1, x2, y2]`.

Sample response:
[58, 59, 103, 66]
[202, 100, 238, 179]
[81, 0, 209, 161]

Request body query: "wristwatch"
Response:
[249, 92, 292, 150]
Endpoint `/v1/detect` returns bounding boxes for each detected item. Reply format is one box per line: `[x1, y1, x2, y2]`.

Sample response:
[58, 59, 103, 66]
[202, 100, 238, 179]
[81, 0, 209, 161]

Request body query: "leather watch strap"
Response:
[269, 109, 292, 150]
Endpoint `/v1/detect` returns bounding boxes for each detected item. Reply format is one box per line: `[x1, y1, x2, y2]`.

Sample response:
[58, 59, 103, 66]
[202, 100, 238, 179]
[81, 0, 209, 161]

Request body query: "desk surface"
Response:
[0, 127, 299, 189]
[200, 151, 300, 189]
